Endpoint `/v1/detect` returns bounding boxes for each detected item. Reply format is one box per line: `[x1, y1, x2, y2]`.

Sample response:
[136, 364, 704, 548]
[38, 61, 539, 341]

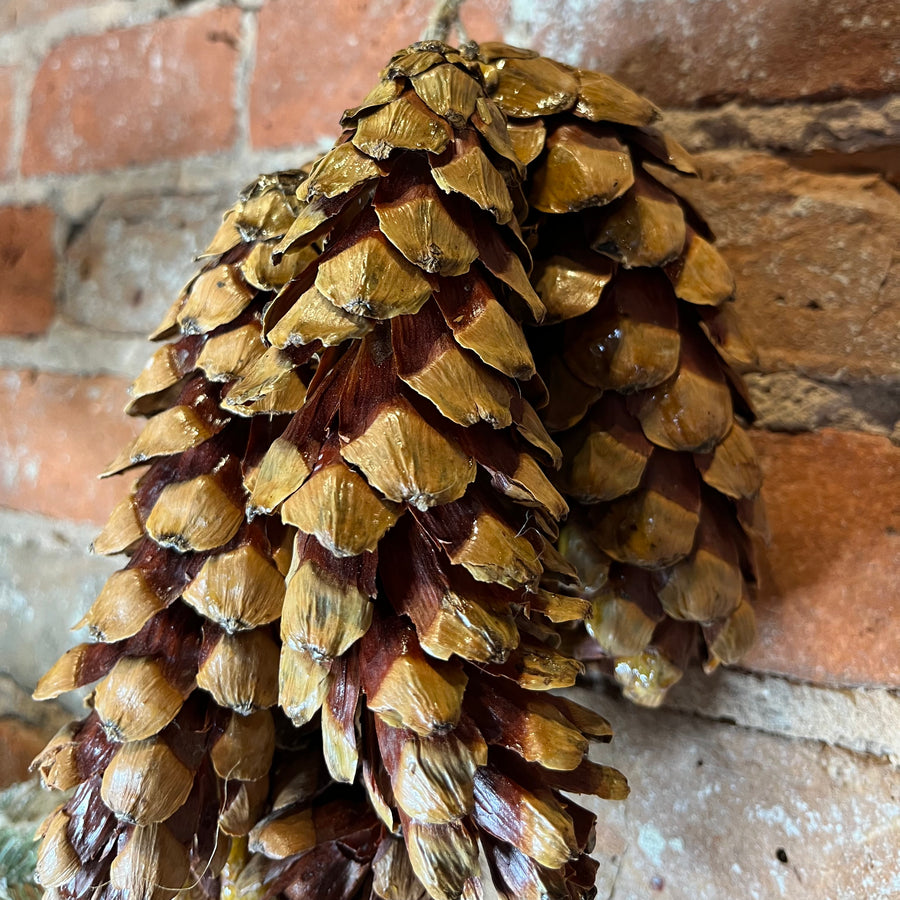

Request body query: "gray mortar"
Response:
[746, 372, 900, 444]
[665, 96, 900, 157]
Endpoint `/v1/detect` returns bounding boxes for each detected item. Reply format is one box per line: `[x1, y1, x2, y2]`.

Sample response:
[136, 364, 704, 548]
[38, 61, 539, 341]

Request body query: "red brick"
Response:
[579, 693, 900, 900]
[22, 9, 241, 176]
[654, 152, 900, 380]
[744, 429, 900, 687]
[250, 0, 507, 150]
[458, 0, 508, 44]
[0, 206, 56, 335]
[526, 0, 900, 106]
[0, 370, 140, 524]
[0, 68, 14, 179]
[0, 718, 47, 788]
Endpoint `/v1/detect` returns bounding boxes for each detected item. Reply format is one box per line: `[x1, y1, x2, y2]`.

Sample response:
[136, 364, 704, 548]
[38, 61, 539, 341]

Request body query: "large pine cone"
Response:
[31, 42, 626, 900]
[480, 43, 765, 706]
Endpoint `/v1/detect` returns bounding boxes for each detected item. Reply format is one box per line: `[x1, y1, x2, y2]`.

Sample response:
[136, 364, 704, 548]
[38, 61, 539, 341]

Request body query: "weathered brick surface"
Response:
[0, 529, 118, 703]
[459, 0, 509, 43]
[0, 671, 72, 734]
[516, 0, 900, 107]
[0, 672, 71, 784]
[574, 687, 900, 900]
[667, 667, 900, 761]
[64, 191, 234, 335]
[0, 67, 14, 179]
[665, 96, 900, 159]
[745, 429, 900, 687]
[250, 0, 507, 149]
[0, 206, 56, 336]
[22, 9, 241, 175]
[0, 370, 139, 524]
[0, 718, 47, 788]
[655, 151, 900, 379]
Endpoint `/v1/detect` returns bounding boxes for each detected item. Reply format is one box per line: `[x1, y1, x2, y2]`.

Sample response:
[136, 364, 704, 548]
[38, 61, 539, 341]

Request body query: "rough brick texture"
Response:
[65, 191, 234, 335]
[0, 531, 119, 703]
[0, 718, 48, 788]
[578, 690, 900, 900]
[747, 373, 900, 443]
[517, 0, 900, 107]
[746, 429, 900, 687]
[250, 0, 507, 148]
[22, 9, 241, 175]
[656, 152, 900, 380]
[0, 370, 139, 524]
[0, 673, 72, 735]
[0, 206, 56, 336]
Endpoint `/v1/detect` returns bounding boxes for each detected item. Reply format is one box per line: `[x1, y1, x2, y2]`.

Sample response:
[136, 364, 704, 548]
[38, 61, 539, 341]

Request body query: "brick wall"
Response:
[4, 0, 896, 693]
[1, 0, 898, 687]
[1, 2, 898, 893]
[0, 0, 897, 686]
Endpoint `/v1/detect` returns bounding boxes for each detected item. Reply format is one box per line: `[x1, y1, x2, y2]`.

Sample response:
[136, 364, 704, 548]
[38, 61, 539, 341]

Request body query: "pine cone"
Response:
[31, 42, 626, 900]
[479, 43, 766, 706]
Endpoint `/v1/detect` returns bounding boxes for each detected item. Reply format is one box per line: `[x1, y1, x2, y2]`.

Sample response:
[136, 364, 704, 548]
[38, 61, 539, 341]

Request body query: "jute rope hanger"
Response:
[422, 0, 468, 42]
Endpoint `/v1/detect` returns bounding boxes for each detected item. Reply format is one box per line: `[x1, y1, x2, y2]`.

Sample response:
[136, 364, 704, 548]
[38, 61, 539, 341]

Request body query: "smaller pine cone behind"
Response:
[30, 42, 631, 900]
[479, 43, 765, 706]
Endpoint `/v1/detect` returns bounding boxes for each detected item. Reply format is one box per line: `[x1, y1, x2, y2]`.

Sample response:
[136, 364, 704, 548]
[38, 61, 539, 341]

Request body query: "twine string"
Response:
[422, 0, 467, 43]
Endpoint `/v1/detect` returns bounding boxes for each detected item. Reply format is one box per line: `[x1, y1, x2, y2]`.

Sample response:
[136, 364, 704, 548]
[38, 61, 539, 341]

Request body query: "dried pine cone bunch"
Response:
[30, 39, 763, 900]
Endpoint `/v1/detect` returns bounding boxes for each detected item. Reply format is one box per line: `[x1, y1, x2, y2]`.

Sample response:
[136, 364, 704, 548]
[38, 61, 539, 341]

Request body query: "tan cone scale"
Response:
[479, 43, 765, 706]
[31, 43, 629, 900]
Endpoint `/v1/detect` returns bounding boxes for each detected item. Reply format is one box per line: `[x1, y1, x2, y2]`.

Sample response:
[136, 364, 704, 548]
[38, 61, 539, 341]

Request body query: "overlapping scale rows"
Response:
[31, 170, 315, 900]
[31, 42, 626, 900]
[239, 42, 625, 900]
[480, 43, 765, 706]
